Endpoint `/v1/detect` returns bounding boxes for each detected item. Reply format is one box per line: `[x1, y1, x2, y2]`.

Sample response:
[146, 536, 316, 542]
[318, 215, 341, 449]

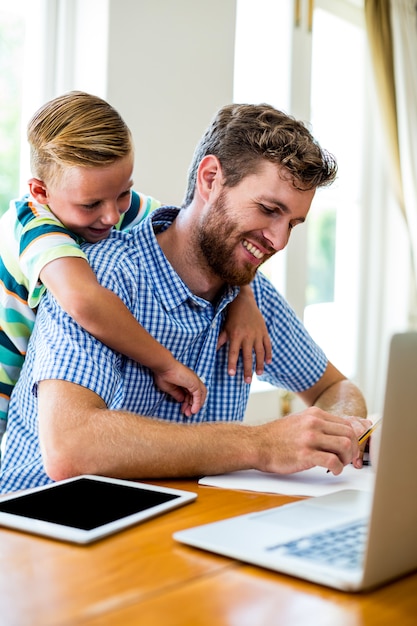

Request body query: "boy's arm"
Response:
[217, 284, 272, 384]
[40, 257, 206, 416]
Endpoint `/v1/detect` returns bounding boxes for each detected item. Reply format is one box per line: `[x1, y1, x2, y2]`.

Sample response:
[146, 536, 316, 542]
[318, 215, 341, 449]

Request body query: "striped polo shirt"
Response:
[0, 190, 161, 426]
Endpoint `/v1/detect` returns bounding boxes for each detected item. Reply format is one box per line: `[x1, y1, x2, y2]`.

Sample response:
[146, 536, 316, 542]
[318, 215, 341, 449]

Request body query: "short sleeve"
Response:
[20, 223, 87, 309]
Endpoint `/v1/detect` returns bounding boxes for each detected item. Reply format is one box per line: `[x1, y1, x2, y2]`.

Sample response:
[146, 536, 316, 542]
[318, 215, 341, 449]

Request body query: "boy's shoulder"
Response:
[4, 194, 61, 229]
[117, 190, 162, 230]
[0, 196, 64, 248]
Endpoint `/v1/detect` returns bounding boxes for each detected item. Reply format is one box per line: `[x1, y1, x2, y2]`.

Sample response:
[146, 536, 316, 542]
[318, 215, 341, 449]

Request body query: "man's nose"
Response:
[264, 221, 291, 252]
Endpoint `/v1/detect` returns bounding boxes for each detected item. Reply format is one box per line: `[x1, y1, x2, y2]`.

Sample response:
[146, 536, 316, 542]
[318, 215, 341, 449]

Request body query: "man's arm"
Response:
[37, 380, 255, 481]
[298, 361, 368, 419]
[38, 375, 370, 482]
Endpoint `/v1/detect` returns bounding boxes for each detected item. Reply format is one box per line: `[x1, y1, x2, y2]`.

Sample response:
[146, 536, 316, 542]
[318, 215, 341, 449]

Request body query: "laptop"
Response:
[174, 332, 417, 592]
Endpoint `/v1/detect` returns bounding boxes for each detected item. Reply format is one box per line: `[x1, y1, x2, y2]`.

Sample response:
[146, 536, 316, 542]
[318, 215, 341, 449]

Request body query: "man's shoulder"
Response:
[85, 205, 179, 257]
[251, 271, 288, 307]
[82, 228, 135, 262]
[81, 215, 155, 272]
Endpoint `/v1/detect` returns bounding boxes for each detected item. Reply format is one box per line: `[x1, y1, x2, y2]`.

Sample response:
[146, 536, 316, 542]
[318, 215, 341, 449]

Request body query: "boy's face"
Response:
[31, 155, 134, 242]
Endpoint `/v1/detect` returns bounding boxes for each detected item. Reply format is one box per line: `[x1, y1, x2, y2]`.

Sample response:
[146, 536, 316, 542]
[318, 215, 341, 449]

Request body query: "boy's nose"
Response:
[101, 203, 121, 226]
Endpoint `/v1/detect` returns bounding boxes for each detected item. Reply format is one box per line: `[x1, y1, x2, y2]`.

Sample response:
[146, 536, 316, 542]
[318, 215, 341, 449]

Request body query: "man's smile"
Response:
[242, 238, 265, 260]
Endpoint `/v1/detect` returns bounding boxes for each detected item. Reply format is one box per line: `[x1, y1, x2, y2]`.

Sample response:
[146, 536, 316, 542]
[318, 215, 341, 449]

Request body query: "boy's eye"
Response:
[82, 201, 101, 210]
[119, 190, 132, 199]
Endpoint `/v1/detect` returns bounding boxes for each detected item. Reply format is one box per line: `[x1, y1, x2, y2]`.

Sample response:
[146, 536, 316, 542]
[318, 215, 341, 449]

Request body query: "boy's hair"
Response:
[28, 91, 133, 185]
[183, 103, 338, 206]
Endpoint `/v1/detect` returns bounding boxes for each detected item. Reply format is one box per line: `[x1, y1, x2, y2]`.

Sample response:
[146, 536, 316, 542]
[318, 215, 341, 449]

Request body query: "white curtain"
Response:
[358, 0, 417, 414]
[355, 83, 410, 415]
[390, 0, 417, 326]
[365, 0, 417, 326]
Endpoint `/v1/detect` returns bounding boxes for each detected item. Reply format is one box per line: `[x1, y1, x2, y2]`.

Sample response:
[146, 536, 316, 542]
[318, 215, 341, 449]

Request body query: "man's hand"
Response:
[253, 408, 372, 476]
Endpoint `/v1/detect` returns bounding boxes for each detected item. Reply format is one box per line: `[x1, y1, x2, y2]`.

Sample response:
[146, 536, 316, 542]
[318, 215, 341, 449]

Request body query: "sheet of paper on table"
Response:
[199, 464, 375, 497]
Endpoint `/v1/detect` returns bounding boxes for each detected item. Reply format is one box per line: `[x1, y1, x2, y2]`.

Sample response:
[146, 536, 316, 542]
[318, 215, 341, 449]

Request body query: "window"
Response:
[305, 4, 365, 377]
[0, 0, 51, 215]
[0, 0, 26, 216]
[235, 0, 365, 386]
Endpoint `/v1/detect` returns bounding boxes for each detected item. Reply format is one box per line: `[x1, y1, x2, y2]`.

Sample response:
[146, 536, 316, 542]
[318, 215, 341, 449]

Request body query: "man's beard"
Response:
[196, 191, 271, 286]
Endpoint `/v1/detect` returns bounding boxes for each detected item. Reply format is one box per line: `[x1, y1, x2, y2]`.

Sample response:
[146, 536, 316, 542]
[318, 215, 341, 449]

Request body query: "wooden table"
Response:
[0, 480, 416, 625]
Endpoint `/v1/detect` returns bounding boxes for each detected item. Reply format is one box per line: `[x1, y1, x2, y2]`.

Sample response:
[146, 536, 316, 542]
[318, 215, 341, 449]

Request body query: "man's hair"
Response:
[27, 91, 133, 185]
[183, 103, 337, 206]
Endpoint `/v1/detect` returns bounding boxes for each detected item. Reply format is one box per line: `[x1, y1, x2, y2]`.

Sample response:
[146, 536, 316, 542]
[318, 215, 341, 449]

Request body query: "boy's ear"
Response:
[28, 178, 49, 204]
[197, 155, 223, 202]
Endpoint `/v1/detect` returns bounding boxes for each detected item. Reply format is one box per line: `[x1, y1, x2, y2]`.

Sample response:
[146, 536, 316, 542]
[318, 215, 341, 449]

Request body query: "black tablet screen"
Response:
[0, 478, 179, 530]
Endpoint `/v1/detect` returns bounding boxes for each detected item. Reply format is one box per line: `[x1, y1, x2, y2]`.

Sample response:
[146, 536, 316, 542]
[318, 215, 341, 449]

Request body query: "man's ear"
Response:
[28, 178, 49, 204]
[197, 155, 223, 202]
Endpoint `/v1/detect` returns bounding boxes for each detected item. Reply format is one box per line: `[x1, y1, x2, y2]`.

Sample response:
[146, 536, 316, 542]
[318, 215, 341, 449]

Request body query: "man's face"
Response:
[197, 160, 315, 285]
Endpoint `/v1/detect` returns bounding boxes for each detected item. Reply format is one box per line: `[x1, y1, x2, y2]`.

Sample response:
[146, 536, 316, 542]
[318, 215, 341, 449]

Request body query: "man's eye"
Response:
[260, 204, 275, 214]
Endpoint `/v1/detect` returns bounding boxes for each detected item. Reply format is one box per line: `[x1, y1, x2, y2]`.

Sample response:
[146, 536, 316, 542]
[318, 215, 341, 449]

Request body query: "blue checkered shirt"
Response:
[0, 207, 327, 493]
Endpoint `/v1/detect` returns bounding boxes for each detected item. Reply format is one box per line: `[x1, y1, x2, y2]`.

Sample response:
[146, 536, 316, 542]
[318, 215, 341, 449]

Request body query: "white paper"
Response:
[199, 465, 375, 497]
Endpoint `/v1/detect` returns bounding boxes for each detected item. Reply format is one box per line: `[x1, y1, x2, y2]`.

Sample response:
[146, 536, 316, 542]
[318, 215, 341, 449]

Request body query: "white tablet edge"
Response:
[0, 474, 197, 544]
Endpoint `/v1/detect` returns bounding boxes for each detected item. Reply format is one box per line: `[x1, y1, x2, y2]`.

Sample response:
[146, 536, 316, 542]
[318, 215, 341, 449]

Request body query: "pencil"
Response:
[357, 418, 382, 445]
[326, 418, 382, 473]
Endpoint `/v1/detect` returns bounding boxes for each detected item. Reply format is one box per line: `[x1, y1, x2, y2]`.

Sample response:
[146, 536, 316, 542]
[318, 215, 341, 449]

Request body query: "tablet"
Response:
[0, 475, 197, 544]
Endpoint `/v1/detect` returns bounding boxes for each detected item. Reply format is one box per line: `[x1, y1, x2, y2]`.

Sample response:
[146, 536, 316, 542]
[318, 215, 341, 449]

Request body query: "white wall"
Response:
[105, 0, 237, 205]
[44, 0, 236, 205]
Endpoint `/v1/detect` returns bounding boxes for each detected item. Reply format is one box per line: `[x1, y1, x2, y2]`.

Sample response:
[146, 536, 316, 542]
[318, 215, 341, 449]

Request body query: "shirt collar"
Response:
[136, 206, 238, 313]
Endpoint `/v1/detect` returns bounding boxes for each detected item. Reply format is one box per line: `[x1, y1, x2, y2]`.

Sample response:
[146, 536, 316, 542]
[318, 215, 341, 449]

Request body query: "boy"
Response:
[0, 92, 271, 439]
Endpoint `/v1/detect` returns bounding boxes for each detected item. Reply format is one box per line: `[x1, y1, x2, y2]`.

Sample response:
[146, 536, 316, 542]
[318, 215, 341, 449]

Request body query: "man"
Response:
[0, 104, 369, 493]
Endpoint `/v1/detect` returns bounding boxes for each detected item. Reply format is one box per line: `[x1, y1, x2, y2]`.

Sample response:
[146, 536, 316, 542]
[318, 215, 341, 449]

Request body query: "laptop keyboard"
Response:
[267, 519, 368, 570]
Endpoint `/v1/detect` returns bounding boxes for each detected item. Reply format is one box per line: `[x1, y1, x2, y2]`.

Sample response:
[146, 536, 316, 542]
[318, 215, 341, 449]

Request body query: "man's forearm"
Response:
[38, 378, 370, 482]
[313, 379, 367, 419]
[38, 381, 257, 480]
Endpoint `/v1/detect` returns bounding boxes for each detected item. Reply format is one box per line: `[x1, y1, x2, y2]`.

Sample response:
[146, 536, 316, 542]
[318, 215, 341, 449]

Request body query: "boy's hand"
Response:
[218, 286, 272, 384]
[153, 362, 207, 417]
